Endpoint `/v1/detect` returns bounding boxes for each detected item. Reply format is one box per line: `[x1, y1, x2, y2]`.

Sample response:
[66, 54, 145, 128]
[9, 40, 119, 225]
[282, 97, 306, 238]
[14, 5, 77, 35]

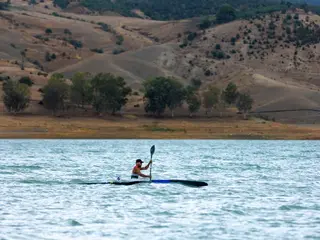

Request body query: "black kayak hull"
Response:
[81, 179, 208, 187]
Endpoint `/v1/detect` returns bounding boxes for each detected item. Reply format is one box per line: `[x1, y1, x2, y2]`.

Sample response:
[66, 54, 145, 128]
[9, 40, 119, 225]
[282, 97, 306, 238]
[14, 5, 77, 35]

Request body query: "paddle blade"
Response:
[150, 145, 155, 157]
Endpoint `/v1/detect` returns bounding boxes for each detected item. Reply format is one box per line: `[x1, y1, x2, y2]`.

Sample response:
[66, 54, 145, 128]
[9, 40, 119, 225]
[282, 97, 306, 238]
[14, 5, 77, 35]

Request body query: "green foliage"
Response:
[90, 48, 104, 53]
[212, 50, 226, 59]
[215, 44, 221, 50]
[223, 82, 238, 105]
[45, 28, 52, 34]
[236, 92, 253, 119]
[42, 73, 69, 114]
[29, 0, 37, 5]
[187, 32, 197, 41]
[91, 73, 131, 114]
[286, 26, 292, 35]
[53, 0, 69, 9]
[68, 39, 83, 49]
[3, 80, 31, 113]
[98, 22, 111, 32]
[0, 2, 10, 10]
[64, 29, 72, 35]
[45, 52, 51, 62]
[19, 76, 33, 86]
[112, 48, 125, 55]
[70, 72, 92, 108]
[202, 86, 220, 115]
[81, 0, 287, 21]
[143, 77, 185, 117]
[116, 35, 124, 45]
[198, 17, 212, 30]
[186, 93, 201, 117]
[216, 4, 236, 23]
[190, 78, 202, 90]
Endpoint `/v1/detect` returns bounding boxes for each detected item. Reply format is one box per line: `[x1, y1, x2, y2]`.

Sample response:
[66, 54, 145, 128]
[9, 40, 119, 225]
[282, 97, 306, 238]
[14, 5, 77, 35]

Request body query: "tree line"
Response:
[2, 73, 253, 118]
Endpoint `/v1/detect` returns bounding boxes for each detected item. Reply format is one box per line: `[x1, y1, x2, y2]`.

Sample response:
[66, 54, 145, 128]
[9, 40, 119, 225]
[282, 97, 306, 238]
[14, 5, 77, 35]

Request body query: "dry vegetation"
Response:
[0, 115, 319, 139]
[0, 1, 320, 138]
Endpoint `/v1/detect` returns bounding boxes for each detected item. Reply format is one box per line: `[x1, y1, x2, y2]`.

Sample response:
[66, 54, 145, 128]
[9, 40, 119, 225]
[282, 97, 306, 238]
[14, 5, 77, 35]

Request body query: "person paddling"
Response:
[131, 159, 152, 179]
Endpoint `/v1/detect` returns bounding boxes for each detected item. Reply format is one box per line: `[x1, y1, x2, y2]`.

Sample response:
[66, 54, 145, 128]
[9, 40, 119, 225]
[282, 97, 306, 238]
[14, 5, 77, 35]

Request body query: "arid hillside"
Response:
[0, 1, 320, 123]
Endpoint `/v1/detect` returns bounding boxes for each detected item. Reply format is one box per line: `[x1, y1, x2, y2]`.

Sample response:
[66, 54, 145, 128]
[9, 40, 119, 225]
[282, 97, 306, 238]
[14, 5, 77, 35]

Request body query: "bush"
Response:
[45, 52, 51, 62]
[90, 48, 104, 53]
[19, 76, 34, 86]
[45, 28, 52, 34]
[187, 32, 197, 41]
[112, 48, 125, 55]
[116, 35, 124, 45]
[98, 22, 111, 32]
[68, 39, 83, 49]
[64, 28, 72, 35]
[212, 50, 225, 59]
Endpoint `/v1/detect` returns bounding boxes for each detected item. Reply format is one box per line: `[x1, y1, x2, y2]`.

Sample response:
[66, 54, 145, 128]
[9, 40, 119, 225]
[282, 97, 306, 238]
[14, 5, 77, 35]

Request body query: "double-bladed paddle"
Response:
[150, 145, 155, 181]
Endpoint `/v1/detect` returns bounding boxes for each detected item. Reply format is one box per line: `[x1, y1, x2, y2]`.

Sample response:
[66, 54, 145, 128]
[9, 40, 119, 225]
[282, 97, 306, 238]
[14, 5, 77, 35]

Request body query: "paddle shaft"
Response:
[150, 153, 153, 180]
[150, 145, 155, 181]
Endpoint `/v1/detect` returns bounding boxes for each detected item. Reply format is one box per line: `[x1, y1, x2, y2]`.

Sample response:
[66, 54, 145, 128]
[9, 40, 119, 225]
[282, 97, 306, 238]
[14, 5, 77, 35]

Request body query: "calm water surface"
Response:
[0, 140, 319, 240]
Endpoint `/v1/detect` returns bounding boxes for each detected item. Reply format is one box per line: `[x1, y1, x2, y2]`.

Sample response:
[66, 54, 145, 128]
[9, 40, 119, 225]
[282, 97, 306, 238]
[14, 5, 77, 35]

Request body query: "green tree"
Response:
[223, 82, 238, 105]
[202, 86, 220, 116]
[91, 73, 131, 115]
[29, 0, 37, 5]
[42, 73, 69, 115]
[236, 92, 253, 119]
[3, 80, 30, 113]
[190, 78, 202, 90]
[198, 17, 212, 30]
[167, 80, 185, 117]
[143, 77, 185, 117]
[216, 4, 236, 24]
[70, 72, 92, 108]
[20, 50, 26, 70]
[186, 86, 201, 117]
[53, 0, 69, 9]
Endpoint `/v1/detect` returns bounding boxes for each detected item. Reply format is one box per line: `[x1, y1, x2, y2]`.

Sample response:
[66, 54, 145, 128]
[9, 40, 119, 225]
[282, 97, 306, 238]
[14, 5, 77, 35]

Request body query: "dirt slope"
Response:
[0, 3, 320, 123]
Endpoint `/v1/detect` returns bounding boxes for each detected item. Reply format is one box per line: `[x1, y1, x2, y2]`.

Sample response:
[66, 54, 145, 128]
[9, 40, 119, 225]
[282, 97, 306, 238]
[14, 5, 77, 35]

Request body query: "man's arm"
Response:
[136, 168, 150, 178]
[141, 160, 152, 170]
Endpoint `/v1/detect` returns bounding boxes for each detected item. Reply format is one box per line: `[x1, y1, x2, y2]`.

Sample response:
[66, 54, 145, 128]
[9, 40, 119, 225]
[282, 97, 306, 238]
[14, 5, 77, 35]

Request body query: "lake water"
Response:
[0, 140, 319, 240]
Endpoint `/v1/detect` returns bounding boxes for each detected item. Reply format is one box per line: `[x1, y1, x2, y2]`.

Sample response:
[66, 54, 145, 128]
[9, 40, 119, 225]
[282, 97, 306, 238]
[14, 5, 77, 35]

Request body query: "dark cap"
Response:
[136, 159, 144, 163]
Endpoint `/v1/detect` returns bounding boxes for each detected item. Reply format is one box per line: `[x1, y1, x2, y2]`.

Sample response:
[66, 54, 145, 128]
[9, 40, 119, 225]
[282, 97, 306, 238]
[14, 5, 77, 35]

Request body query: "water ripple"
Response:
[0, 140, 319, 240]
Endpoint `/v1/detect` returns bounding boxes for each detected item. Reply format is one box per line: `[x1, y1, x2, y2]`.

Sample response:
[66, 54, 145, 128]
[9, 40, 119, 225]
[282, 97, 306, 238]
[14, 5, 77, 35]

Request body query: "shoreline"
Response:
[0, 115, 319, 140]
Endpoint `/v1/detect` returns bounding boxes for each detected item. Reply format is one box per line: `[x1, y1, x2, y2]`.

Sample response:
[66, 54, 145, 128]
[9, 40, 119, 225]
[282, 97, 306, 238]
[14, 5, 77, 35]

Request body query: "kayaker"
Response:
[131, 159, 152, 179]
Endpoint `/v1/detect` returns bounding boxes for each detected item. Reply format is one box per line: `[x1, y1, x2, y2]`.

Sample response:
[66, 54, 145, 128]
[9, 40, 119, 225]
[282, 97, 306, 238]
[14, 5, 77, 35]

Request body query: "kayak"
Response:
[81, 180, 208, 187]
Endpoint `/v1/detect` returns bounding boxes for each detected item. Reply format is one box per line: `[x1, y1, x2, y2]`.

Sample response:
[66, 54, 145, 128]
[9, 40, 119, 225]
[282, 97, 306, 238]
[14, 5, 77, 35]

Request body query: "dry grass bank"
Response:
[0, 115, 319, 139]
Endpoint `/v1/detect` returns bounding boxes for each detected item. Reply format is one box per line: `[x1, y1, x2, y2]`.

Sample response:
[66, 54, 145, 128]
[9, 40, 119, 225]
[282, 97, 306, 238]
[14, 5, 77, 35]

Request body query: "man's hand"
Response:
[149, 160, 152, 164]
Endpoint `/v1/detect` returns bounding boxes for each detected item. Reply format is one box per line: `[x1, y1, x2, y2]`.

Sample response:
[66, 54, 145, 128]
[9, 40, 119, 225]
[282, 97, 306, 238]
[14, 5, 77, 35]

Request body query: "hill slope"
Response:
[0, 2, 320, 123]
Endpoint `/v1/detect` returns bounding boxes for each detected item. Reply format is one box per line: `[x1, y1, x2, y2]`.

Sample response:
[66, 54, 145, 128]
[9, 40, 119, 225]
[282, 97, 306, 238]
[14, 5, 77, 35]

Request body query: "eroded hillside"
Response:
[0, 1, 320, 123]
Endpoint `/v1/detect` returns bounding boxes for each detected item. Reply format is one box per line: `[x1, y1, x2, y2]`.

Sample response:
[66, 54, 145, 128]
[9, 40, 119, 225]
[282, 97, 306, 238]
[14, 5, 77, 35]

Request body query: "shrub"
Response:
[90, 48, 104, 54]
[45, 28, 52, 34]
[19, 76, 34, 86]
